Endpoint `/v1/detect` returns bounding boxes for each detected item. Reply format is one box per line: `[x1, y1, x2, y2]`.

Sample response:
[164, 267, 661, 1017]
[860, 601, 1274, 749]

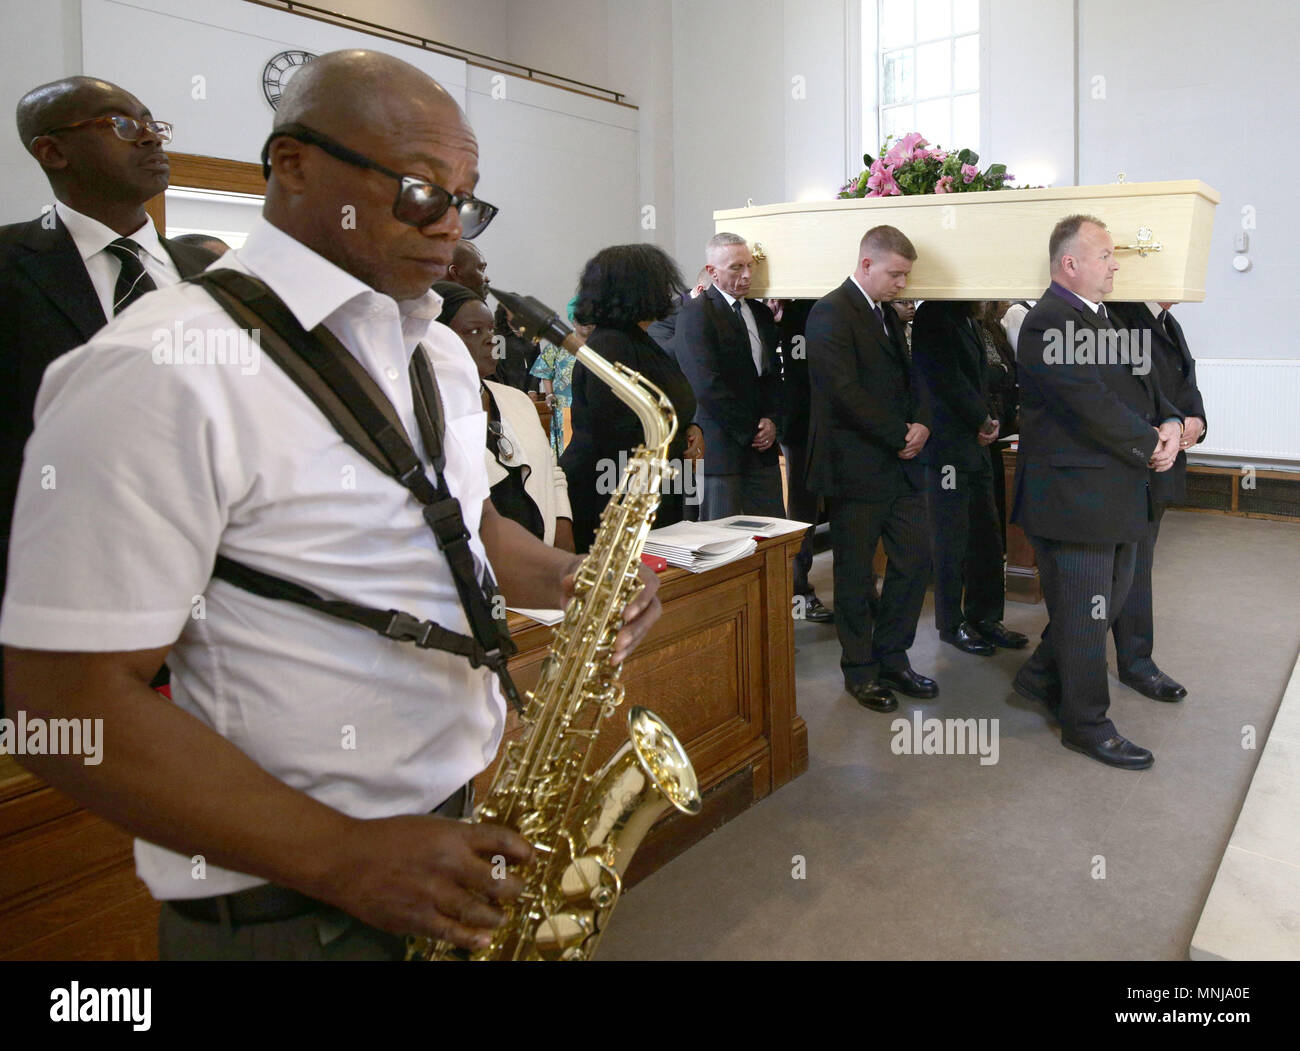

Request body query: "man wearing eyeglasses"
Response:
[1, 51, 661, 960]
[0, 76, 217, 715]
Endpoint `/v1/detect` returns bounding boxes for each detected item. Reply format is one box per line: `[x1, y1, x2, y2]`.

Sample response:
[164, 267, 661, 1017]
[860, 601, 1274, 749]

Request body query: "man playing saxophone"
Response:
[0, 50, 661, 961]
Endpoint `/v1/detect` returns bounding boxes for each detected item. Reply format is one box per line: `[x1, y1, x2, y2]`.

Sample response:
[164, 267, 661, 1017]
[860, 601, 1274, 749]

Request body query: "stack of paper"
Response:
[643, 521, 758, 573]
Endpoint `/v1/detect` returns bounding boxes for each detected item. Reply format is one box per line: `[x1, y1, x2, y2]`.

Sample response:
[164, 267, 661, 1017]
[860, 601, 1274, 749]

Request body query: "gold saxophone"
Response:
[408, 290, 701, 961]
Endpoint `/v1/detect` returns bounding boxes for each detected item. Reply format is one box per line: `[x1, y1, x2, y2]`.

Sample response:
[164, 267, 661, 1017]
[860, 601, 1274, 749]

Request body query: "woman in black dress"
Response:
[560, 244, 704, 553]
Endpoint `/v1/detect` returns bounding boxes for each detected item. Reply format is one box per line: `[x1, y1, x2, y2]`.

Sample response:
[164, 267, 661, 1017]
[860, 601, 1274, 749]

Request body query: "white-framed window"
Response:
[863, 0, 980, 155]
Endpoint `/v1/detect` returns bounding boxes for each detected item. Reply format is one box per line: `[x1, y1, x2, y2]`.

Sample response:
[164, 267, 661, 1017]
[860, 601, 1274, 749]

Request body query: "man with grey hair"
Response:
[675, 233, 784, 519]
[806, 225, 936, 712]
[1011, 214, 1184, 770]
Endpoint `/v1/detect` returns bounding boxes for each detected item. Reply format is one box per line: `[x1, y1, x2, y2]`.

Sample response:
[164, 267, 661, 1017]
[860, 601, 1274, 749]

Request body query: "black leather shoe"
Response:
[1061, 734, 1154, 770]
[972, 620, 1029, 649]
[1119, 670, 1187, 702]
[847, 682, 898, 713]
[1012, 669, 1060, 717]
[877, 666, 939, 698]
[802, 595, 834, 623]
[940, 623, 995, 656]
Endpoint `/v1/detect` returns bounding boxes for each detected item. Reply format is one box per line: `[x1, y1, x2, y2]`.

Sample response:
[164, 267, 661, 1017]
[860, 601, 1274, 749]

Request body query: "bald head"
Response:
[16, 76, 132, 151]
[272, 49, 471, 157]
[447, 239, 489, 296]
[261, 49, 483, 302]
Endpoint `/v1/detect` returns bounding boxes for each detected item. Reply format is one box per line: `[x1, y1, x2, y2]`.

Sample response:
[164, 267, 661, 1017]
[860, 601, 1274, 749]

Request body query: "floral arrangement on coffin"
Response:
[838, 132, 1015, 198]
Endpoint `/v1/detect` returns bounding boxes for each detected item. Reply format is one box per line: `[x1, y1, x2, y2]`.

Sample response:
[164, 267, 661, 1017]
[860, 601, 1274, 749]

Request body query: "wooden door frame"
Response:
[145, 152, 266, 232]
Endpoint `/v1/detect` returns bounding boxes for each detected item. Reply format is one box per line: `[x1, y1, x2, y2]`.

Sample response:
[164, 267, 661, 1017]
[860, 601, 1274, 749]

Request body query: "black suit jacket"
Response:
[675, 286, 782, 474]
[776, 299, 815, 448]
[1106, 301, 1207, 504]
[1011, 285, 1183, 543]
[805, 278, 934, 500]
[911, 301, 992, 473]
[0, 213, 215, 563]
[646, 293, 687, 361]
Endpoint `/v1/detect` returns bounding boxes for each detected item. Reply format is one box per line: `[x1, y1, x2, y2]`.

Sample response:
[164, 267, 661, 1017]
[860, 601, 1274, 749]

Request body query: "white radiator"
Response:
[1190, 359, 1300, 465]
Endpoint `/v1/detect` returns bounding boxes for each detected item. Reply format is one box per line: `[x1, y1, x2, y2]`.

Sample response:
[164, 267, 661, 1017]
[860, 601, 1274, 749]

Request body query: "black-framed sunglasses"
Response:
[261, 122, 498, 239]
[38, 114, 172, 145]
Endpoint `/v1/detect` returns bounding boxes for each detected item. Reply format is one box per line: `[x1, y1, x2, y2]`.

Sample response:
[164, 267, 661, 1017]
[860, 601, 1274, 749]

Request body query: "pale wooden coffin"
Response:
[714, 179, 1220, 302]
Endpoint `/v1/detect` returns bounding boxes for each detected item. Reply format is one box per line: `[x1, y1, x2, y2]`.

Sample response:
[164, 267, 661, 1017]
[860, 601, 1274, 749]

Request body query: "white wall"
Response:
[982, 0, 1074, 190]
[80, 0, 467, 165]
[465, 65, 638, 310]
[0, 0, 83, 225]
[1078, 0, 1298, 360]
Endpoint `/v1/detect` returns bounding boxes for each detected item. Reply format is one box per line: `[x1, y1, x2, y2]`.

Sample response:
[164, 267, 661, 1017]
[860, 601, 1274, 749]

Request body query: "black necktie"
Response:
[1158, 309, 1177, 345]
[105, 237, 158, 315]
[873, 303, 888, 332]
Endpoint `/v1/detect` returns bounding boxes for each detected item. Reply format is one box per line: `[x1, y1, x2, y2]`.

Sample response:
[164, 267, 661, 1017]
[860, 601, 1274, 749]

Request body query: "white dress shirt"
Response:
[1, 217, 504, 899]
[55, 201, 181, 321]
[715, 287, 766, 375]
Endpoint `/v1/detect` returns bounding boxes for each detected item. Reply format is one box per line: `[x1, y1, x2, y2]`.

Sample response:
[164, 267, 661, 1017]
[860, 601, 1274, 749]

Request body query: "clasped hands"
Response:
[898, 421, 930, 459]
[1149, 420, 1183, 472]
[976, 416, 1000, 447]
[752, 417, 776, 451]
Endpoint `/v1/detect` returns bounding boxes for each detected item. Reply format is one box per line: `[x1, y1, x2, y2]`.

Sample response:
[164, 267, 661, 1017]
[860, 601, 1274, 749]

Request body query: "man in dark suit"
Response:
[1107, 299, 1207, 701]
[806, 225, 936, 712]
[0, 76, 215, 711]
[912, 300, 1027, 657]
[1011, 215, 1184, 770]
[676, 233, 784, 520]
[647, 266, 711, 360]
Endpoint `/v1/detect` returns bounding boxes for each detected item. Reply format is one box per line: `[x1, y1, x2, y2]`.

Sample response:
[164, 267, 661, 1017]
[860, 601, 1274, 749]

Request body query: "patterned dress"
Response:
[529, 340, 576, 458]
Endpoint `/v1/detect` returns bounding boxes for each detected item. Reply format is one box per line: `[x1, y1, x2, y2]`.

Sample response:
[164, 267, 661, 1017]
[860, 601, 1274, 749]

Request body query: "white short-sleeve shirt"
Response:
[0, 217, 505, 899]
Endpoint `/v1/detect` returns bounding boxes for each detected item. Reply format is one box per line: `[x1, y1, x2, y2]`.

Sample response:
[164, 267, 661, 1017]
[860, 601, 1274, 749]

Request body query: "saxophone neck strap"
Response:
[191, 267, 521, 713]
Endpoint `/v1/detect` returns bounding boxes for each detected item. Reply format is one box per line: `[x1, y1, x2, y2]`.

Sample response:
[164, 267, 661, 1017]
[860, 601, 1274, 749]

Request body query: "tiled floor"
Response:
[598, 511, 1300, 960]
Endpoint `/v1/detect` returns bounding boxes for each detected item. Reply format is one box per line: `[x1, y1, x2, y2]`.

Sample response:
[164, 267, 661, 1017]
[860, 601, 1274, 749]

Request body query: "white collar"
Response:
[1075, 291, 1102, 314]
[1145, 301, 1167, 318]
[716, 287, 746, 309]
[227, 217, 443, 334]
[848, 272, 880, 312]
[55, 200, 169, 266]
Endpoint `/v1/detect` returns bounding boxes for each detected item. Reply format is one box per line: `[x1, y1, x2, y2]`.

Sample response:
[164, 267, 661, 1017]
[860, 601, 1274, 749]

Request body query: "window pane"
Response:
[953, 0, 979, 34]
[882, 104, 916, 146]
[916, 39, 951, 98]
[882, 48, 914, 105]
[916, 0, 951, 40]
[953, 92, 979, 150]
[880, 0, 915, 48]
[954, 33, 979, 92]
[915, 97, 951, 147]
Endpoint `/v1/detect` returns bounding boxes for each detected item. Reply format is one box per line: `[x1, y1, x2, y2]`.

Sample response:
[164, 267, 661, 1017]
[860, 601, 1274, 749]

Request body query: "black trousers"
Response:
[926, 463, 1004, 634]
[828, 486, 930, 687]
[1019, 536, 1137, 745]
[1111, 501, 1165, 678]
[781, 440, 820, 597]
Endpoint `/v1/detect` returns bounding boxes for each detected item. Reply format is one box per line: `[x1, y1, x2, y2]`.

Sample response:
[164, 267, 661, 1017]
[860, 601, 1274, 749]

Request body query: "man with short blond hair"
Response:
[806, 224, 936, 713]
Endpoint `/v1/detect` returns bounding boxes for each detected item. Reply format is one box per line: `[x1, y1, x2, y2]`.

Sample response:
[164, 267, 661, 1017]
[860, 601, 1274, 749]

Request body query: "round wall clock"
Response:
[262, 50, 317, 109]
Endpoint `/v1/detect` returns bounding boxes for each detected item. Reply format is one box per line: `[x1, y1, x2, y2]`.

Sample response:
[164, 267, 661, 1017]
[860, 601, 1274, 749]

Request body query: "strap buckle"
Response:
[422, 498, 470, 550]
[383, 611, 435, 647]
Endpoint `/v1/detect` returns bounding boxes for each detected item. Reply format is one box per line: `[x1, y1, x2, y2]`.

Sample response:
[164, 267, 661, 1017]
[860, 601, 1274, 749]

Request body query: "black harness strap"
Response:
[192, 268, 521, 712]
